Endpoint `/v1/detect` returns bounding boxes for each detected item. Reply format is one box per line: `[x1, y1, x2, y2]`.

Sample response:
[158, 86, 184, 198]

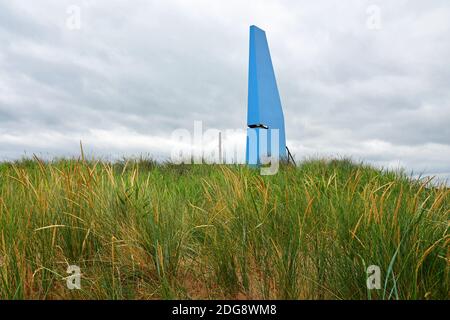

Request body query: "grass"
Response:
[0, 157, 448, 300]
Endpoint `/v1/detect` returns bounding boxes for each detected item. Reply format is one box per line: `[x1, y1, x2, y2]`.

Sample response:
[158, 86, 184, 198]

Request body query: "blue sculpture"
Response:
[246, 25, 287, 165]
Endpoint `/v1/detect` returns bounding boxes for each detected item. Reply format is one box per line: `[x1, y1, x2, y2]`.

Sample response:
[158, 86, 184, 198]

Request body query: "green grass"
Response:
[0, 157, 448, 300]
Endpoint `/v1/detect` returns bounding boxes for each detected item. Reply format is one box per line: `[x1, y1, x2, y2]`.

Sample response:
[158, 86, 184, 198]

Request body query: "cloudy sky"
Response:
[0, 0, 449, 180]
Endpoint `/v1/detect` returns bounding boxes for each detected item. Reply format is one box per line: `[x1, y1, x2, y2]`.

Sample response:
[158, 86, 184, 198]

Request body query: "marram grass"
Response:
[0, 158, 448, 300]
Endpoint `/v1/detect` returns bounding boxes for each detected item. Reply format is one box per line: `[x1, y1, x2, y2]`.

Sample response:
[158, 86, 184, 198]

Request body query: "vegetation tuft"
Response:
[0, 157, 448, 299]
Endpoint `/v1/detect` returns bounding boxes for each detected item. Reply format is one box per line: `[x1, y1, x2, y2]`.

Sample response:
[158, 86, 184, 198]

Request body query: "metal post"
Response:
[219, 131, 222, 164]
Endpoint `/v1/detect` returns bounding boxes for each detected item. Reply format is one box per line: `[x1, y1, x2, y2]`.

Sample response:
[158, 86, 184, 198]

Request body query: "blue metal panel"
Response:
[246, 26, 287, 164]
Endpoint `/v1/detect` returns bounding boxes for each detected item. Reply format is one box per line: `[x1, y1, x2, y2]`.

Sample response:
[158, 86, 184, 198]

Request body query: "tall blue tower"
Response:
[246, 25, 287, 165]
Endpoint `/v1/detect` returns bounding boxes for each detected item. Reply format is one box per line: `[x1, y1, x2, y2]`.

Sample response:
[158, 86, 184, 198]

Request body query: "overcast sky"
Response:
[0, 0, 449, 180]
